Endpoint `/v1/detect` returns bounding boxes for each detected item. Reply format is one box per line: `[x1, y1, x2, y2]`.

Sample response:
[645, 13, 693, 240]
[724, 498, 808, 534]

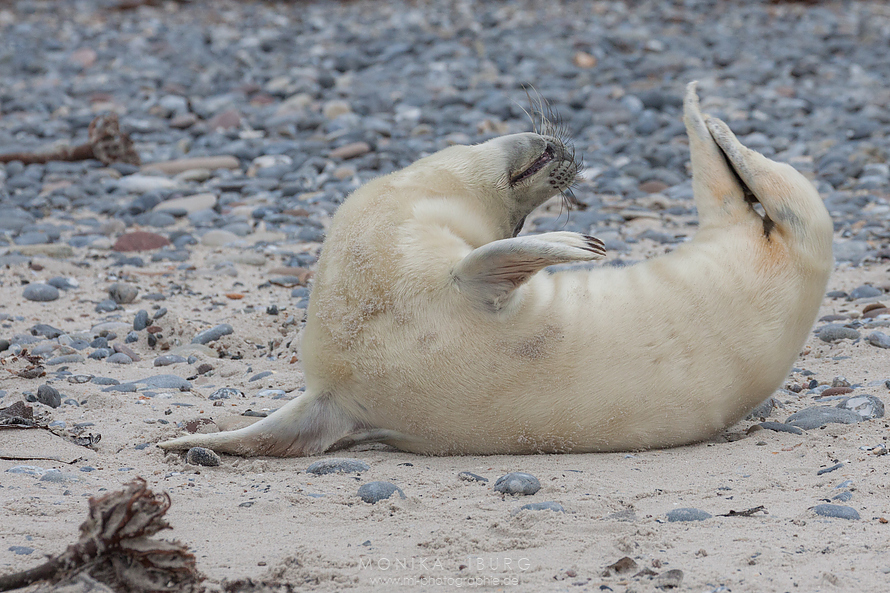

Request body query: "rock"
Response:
[817, 324, 860, 343]
[36, 384, 61, 408]
[850, 285, 882, 299]
[837, 395, 884, 420]
[358, 481, 405, 504]
[192, 324, 234, 344]
[95, 299, 120, 313]
[817, 463, 844, 475]
[785, 406, 862, 430]
[106, 353, 133, 364]
[133, 310, 149, 331]
[47, 277, 78, 291]
[23, 283, 60, 302]
[603, 557, 639, 577]
[117, 175, 178, 193]
[813, 504, 860, 520]
[108, 283, 139, 305]
[306, 458, 370, 475]
[458, 471, 488, 483]
[136, 374, 192, 391]
[493, 472, 541, 496]
[154, 354, 187, 366]
[654, 569, 684, 590]
[30, 324, 64, 339]
[186, 447, 221, 467]
[746, 397, 776, 420]
[142, 156, 239, 175]
[514, 501, 565, 514]
[113, 231, 171, 252]
[758, 421, 804, 435]
[46, 354, 85, 365]
[200, 229, 241, 247]
[329, 142, 371, 160]
[209, 387, 242, 400]
[666, 508, 712, 522]
[867, 331, 890, 349]
[154, 192, 218, 214]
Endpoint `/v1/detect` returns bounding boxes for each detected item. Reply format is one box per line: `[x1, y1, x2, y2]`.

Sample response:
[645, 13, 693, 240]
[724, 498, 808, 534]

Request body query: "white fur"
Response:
[159, 83, 832, 456]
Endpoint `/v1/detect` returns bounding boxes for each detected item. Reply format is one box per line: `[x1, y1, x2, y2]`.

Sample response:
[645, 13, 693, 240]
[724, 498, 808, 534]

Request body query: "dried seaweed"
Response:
[0, 478, 203, 592]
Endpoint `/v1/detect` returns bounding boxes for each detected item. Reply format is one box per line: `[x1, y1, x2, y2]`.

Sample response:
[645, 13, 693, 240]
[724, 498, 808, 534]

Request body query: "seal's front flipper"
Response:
[452, 231, 605, 311]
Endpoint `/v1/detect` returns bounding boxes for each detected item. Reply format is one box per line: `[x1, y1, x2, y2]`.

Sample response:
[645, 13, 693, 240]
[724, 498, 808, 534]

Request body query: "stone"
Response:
[850, 285, 882, 299]
[154, 192, 218, 214]
[813, 504, 860, 520]
[357, 481, 405, 504]
[108, 283, 138, 304]
[142, 156, 239, 175]
[758, 421, 804, 435]
[785, 406, 862, 430]
[46, 354, 85, 365]
[817, 324, 860, 342]
[186, 447, 221, 467]
[36, 384, 61, 408]
[117, 175, 178, 193]
[666, 508, 712, 522]
[200, 230, 241, 247]
[654, 569, 684, 590]
[837, 395, 884, 420]
[209, 387, 242, 400]
[47, 277, 78, 291]
[192, 324, 233, 344]
[458, 471, 488, 483]
[113, 231, 171, 252]
[493, 472, 540, 496]
[867, 331, 890, 349]
[136, 374, 192, 391]
[306, 458, 370, 475]
[106, 353, 133, 364]
[30, 324, 64, 339]
[23, 283, 60, 302]
[133, 310, 149, 331]
[329, 142, 371, 160]
[154, 354, 187, 367]
[514, 501, 565, 514]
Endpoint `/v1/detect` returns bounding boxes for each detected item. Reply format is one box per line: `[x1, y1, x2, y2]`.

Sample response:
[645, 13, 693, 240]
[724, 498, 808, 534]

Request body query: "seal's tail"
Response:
[157, 390, 353, 457]
[684, 82, 832, 259]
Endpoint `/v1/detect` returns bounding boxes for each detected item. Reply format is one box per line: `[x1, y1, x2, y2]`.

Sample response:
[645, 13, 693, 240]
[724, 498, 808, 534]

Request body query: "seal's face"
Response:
[476, 132, 580, 236]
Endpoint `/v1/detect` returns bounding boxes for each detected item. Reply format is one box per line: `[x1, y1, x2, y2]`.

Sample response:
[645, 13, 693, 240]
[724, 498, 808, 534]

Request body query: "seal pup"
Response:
[159, 83, 833, 457]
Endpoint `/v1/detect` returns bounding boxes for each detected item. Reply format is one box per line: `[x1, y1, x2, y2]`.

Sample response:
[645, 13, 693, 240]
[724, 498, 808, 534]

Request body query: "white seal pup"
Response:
[159, 83, 832, 456]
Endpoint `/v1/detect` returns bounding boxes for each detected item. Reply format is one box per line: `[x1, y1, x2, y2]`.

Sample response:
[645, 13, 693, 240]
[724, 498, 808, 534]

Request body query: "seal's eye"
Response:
[510, 145, 554, 185]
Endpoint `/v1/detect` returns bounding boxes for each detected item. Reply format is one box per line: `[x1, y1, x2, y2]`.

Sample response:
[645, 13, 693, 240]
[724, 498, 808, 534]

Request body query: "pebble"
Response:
[192, 323, 234, 344]
[813, 504, 860, 520]
[493, 472, 541, 496]
[358, 481, 405, 504]
[867, 331, 890, 349]
[785, 406, 862, 430]
[106, 352, 133, 364]
[154, 354, 188, 366]
[112, 231, 171, 252]
[817, 324, 860, 343]
[23, 283, 60, 302]
[47, 277, 78, 291]
[850, 285, 883, 299]
[837, 395, 884, 420]
[458, 471, 488, 483]
[8, 546, 34, 555]
[816, 463, 844, 476]
[36, 384, 61, 408]
[306, 458, 369, 475]
[136, 374, 192, 391]
[513, 501, 565, 515]
[46, 354, 84, 365]
[209, 387, 243, 400]
[108, 283, 139, 304]
[758, 422, 804, 435]
[133, 310, 150, 331]
[666, 508, 712, 522]
[186, 447, 221, 467]
[654, 569, 684, 590]
[200, 229, 241, 247]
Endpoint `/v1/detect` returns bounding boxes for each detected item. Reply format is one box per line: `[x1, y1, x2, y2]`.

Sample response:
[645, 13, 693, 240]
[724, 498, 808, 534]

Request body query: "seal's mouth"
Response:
[510, 145, 555, 185]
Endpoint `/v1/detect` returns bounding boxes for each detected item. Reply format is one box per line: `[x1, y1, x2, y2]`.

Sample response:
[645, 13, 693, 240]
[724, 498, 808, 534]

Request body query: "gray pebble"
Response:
[134, 310, 150, 331]
[306, 458, 369, 475]
[746, 397, 776, 420]
[106, 352, 133, 364]
[47, 276, 78, 291]
[95, 299, 120, 313]
[249, 371, 274, 382]
[867, 331, 890, 349]
[358, 481, 405, 503]
[8, 546, 34, 555]
[458, 471, 488, 483]
[30, 324, 63, 338]
[36, 384, 61, 408]
[108, 283, 138, 304]
[192, 323, 234, 344]
[813, 504, 860, 520]
[46, 354, 85, 365]
[39, 470, 78, 483]
[785, 406, 862, 430]
[837, 395, 884, 420]
[850, 285, 882, 299]
[817, 324, 860, 343]
[832, 491, 853, 502]
[515, 501, 565, 514]
[125, 331, 139, 343]
[137, 374, 192, 391]
[494, 472, 541, 496]
[154, 354, 187, 366]
[817, 463, 844, 475]
[89, 348, 111, 360]
[91, 376, 119, 385]
[186, 447, 221, 467]
[666, 508, 712, 522]
[654, 569, 684, 590]
[209, 387, 242, 400]
[23, 283, 60, 302]
[759, 421, 804, 435]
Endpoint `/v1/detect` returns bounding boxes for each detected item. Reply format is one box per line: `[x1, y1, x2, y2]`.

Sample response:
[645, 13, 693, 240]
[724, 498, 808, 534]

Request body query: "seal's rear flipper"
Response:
[157, 391, 354, 457]
[452, 231, 605, 311]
